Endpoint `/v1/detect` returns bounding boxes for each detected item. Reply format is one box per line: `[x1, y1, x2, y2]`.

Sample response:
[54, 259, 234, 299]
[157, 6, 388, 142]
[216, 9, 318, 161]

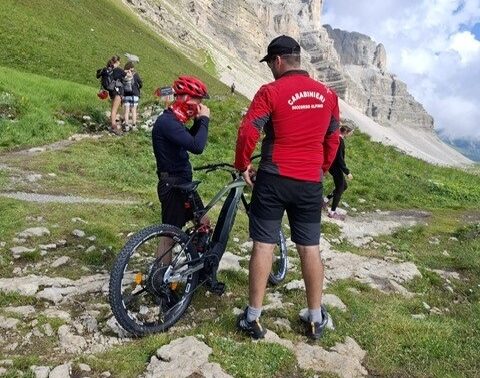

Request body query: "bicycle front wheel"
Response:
[109, 224, 199, 336]
[268, 230, 288, 285]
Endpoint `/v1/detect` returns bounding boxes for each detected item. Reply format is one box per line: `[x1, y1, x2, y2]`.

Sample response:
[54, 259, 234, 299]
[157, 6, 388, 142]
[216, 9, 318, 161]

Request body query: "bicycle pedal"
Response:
[207, 281, 226, 296]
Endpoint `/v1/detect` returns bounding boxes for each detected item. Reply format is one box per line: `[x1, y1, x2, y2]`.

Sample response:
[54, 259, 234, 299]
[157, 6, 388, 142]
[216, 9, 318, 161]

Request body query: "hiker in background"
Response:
[230, 82, 236, 95]
[122, 61, 143, 131]
[323, 124, 354, 220]
[96, 55, 126, 135]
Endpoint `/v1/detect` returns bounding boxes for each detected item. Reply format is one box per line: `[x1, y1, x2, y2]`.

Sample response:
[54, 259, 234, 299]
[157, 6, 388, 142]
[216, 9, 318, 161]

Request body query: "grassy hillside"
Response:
[0, 0, 240, 151]
[0, 0, 227, 97]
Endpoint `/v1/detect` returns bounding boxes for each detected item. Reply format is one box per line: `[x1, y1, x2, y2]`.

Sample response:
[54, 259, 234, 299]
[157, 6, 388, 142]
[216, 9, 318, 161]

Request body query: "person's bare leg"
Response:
[124, 103, 130, 126]
[297, 244, 324, 309]
[156, 236, 174, 265]
[111, 95, 122, 129]
[248, 241, 275, 308]
[132, 105, 138, 126]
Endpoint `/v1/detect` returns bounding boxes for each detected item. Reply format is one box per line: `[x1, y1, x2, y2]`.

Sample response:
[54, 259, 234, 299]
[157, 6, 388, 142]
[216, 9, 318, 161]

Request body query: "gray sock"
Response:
[309, 308, 323, 323]
[246, 306, 262, 322]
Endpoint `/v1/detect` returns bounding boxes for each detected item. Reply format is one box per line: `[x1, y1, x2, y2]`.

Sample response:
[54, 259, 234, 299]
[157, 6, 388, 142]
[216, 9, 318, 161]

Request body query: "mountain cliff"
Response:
[124, 0, 432, 128]
[123, 0, 471, 166]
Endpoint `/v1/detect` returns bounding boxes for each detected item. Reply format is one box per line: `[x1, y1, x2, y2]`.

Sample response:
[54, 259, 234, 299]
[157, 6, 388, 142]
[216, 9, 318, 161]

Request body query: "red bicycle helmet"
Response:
[172, 75, 209, 99]
[97, 90, 109, 100]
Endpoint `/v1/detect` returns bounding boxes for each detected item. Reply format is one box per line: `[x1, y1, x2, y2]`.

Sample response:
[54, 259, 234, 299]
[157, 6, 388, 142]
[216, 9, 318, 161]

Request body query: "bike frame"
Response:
[164, 173, 248, 283]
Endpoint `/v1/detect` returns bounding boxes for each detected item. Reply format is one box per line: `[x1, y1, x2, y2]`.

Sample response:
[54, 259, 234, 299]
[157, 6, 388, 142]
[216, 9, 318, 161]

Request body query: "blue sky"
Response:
[470, 22, 480, 38]
[323, 0, 480, 139]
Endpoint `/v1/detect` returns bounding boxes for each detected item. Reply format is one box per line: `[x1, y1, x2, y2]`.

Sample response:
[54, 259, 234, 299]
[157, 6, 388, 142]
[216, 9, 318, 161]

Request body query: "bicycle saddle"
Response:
[171, 180, 201, 193]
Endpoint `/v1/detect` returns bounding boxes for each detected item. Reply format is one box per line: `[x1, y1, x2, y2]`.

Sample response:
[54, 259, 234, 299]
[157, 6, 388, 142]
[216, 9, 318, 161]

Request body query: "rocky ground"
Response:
[0, 134, 465, 377]
[0, 201, 435, 377]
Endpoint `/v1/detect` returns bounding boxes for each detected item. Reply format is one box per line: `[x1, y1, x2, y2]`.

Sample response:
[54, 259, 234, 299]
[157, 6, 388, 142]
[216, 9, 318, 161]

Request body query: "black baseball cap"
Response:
[260, 35, 301, 62]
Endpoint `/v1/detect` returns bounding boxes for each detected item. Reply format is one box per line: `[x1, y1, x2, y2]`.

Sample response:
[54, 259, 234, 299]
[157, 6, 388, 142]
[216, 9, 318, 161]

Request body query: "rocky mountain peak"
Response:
[124, 0, 433, 130]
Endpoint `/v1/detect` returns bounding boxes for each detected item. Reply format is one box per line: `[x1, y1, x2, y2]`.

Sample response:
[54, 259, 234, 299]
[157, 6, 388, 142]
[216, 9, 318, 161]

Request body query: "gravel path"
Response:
[0, 191, 138, 205]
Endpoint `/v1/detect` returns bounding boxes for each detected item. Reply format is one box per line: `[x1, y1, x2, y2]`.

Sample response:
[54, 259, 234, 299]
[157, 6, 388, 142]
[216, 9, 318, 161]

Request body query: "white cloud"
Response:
[400, 48, 436, 75]
[449, 31, 480, 64]
[322, 0, 480, 139]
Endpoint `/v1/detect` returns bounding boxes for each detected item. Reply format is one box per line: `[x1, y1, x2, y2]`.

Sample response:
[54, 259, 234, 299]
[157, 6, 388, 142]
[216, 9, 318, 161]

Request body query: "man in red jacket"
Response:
[234, 35, 340, 340]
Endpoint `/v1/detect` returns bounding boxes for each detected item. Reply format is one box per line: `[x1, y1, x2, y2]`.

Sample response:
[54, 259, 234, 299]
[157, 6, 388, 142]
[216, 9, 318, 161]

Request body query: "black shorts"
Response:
[108, 86, 124, 100]
[249, 171, 323, 246]
[157, 177, 203, 228]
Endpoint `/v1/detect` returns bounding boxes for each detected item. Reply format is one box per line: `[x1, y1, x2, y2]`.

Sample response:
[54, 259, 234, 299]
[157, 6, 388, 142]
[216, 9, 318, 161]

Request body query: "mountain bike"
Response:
[109, 161, 288, 336]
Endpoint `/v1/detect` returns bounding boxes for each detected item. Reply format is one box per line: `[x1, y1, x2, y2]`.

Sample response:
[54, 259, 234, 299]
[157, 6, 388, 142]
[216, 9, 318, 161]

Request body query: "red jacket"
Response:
[235, 70, 340, 182]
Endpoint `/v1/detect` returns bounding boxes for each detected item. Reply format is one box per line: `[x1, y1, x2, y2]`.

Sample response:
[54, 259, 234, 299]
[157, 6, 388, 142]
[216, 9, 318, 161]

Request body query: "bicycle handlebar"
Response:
[193, 154, 261, 173]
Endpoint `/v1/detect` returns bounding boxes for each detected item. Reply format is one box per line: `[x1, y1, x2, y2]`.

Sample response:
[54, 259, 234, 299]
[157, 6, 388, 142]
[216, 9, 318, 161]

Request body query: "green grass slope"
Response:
[0, 0, 226, 95]
[0, 0, 237, 150]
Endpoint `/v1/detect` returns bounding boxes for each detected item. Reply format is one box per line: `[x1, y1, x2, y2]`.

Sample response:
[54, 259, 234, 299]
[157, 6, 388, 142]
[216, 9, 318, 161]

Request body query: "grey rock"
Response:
[0, 367, 7, 376]
[10, 246, 36, 258]
[218, 251, 246, 273]
[321, 237, 421, 296]
[412, 314, 426, 320]
[51, 256, 70, 268]
[263, 292, 286, 311]
[86, 245, 96, 253]
[4, 305, 35, 318]
[323, 294, 347, 312]
[72, 229, 85, 238]
[144, 336, 232, 378]
[78, 363, 91, 372]
[71, 217, 87, 224]
[295, 336, 367, 377]
[264, 330, 367, 377]
[106, 317, 129, 338]
[58, 325, 87, 353]
[18, 227, 50, 238]
[0, 315, 20, 329]
[39, 244, 57, 250]
[285, 279, 305, 291]
[0, 360, 13, 367]
[43, 323, 54, 337]
[43, 309, 71, 322]
[36, 288, 65, 304]
[48, 363, 70, 378]
[26, 173, 43, 182]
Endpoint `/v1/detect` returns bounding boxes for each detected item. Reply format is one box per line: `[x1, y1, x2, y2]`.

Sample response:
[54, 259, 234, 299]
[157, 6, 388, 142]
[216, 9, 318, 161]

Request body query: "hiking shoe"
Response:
[237, 307, 266, 339]
[299, 305, 329, 340]
[109, 127, 123, 136]
[327, 211, 345, 221]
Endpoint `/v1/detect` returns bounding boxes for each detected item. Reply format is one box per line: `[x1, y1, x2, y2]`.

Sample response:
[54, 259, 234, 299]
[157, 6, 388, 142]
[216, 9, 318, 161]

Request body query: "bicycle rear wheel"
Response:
[109, 224, 199, 336]
[268, 230, 288, 285]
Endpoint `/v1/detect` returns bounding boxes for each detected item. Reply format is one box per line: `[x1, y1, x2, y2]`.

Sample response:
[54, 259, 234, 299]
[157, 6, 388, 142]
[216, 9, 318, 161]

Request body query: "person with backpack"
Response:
[323, 124, 354, 220]
[96, 55, 126, 135]
[122, 61, 143, 131]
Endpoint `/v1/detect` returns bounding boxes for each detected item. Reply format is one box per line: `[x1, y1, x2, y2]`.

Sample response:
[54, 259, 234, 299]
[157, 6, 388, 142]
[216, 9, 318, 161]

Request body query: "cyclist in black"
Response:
[324, 125, 354, 220]
[151, 75, 212, 306]
[152, 75, 210, 229]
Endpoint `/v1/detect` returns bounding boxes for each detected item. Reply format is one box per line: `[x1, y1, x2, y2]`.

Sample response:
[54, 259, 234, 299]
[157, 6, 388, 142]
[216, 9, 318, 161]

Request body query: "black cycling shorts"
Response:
[157, 177, 203, 228]
[249, 170, 323, 246]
